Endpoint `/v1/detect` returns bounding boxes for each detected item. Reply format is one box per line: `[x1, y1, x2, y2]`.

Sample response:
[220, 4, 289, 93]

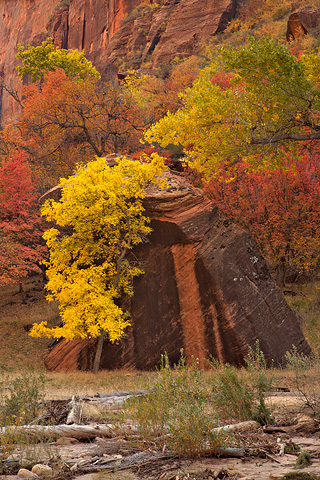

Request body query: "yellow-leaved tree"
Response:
[30, 154, 165, 372]
[145, 38, 320, 178]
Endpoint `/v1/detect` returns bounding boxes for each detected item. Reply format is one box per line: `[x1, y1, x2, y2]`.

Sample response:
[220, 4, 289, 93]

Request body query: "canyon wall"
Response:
[0, 0, 236, 124]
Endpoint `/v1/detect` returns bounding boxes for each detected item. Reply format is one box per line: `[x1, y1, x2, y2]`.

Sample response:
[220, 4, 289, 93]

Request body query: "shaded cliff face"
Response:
[0, 0, 236, 124]
[44, 172, 311, 371]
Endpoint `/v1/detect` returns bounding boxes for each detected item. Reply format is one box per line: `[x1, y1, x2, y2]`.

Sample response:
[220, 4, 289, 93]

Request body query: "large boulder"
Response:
[44, 171, 311, 371]
[287, 6, 320, 41]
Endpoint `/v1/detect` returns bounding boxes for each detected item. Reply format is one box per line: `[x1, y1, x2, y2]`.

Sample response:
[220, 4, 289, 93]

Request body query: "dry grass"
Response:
[0, 275, 59, 371]
[0, 275, 158, 398]
[42, 370, 156, 399]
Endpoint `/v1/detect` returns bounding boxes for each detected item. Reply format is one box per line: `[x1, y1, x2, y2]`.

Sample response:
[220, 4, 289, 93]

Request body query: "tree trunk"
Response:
[93, 329, 105, 373]
[275, 260, 287, 287]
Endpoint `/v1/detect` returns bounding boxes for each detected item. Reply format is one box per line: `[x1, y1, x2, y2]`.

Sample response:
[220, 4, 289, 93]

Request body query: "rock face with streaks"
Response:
[44, 171, 311, 371]
[286, 6, 320, 41]
[0, 0, 237, 124]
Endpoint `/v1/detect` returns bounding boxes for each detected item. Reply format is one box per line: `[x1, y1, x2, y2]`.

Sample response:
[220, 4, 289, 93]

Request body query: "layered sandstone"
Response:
[0, 0, 236, 124]
[44, 171, 311, 371]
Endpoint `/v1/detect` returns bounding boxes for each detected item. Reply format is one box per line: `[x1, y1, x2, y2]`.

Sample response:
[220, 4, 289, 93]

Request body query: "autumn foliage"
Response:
[205, 150, 320, 284]
[30, 154, 165, 371]
[3, 69, 143, 188]
[0, 151, 46, 286]
[3, 37, 320, 298]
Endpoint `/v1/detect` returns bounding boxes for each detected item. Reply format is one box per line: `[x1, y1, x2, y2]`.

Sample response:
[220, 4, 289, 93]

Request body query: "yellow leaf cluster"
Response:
[30, 154, 165, 342]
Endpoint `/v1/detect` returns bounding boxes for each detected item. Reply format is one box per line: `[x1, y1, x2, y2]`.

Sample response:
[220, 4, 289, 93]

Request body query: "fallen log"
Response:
[216, 447, 245, 458]
[213, 420, 261, 434]
[0, 418, 262, 449]
[42, 391, 148, 425]
[70, 451, 175, 473]
[0, 424, 117, 441]
[263, 415, 319, 435]
[70, 446, 247, 475]
[70, 447, 246, 475]
[0, 420, 260, 445]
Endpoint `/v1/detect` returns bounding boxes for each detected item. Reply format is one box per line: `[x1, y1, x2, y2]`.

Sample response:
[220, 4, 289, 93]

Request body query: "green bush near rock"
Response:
[124, 353, 227, 457]
[211, 341, 274, 425]
[295, 452, 312, 469]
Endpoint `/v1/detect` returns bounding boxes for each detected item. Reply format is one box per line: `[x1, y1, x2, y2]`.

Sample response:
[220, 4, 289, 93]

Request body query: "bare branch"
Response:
[250, 128, 320, 145]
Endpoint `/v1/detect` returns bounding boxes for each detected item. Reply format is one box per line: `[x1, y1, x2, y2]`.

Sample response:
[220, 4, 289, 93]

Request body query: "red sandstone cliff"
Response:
[0, 0, 236, 124]
[43, 172, 311, 371]
[286, 6, 320, 41]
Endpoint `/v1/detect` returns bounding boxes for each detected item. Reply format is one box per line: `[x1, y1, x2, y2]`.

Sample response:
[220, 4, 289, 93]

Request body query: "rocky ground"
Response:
[1, 393, 320, 480]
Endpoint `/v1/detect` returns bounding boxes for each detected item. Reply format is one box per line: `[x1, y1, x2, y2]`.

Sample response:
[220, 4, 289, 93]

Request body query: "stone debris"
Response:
[17, 469, 39, 479]
[31, 465, 53, 478]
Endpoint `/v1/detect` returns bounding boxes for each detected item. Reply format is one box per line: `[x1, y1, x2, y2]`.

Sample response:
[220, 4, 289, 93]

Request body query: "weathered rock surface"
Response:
[0, 0, 236, 124]
[287, 6, 320, 41]
[145, 0, 236, 66]
[44, 171, 311, 371]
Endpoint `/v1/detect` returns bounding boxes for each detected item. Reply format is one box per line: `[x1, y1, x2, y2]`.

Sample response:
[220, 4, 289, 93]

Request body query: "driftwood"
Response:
[0, 423, 117, 441]
[263, 415, 320, 435]
[69, 451, 175, 473]
[0, 420, 260, 446]
[69, 448, 245, 474]
[216, 447, 245, 458]
[66, 395, 82, 425]
[213, 420, 261, 434]
[43, 390, 147, 425]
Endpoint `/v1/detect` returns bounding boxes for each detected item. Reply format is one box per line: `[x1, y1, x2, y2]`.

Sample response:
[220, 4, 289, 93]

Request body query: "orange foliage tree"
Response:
[0, 151, 46, 286]
[2, 69, 144, 189]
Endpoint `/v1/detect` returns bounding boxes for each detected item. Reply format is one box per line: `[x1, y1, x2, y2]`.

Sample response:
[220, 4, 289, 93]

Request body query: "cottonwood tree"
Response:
[145, 38, 320, 279]
[145, 37, 320, 177]
[16, 38, 100, 82]
[30, 154, 165, 372]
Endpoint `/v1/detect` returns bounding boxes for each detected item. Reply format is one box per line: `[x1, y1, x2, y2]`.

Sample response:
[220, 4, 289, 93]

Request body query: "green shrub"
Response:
[245, 341, 274, 424]
[0, 371, 46, 426]
[124, 353, 227, 457]
[295, 451, 312, 469]
[211, 342, 274, 425]
[281, 473, 320, 480]
[211, 363, 256, 422]
[55, 0, 70, 12]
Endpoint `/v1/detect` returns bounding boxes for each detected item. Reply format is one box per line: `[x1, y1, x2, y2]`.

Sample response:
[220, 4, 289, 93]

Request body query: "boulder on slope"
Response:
[43, 171, 311, 371]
